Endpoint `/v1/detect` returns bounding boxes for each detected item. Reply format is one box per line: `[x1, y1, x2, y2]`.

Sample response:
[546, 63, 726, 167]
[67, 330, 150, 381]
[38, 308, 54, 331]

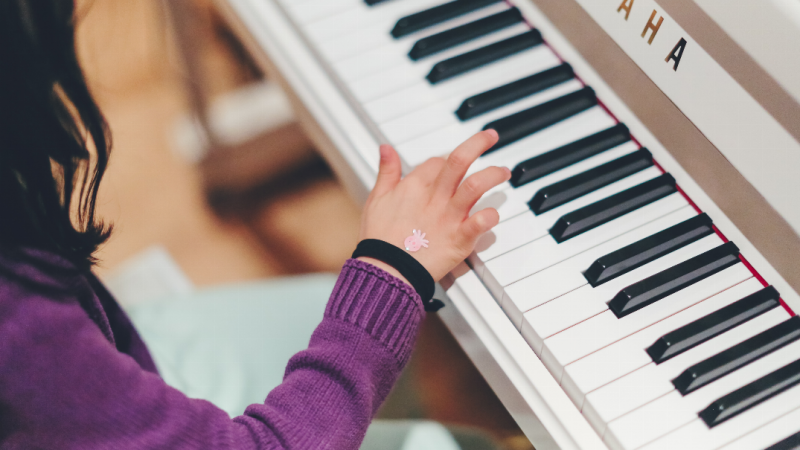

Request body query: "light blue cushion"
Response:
[126, 274, 479, 450]
[127, 274, 337, 416]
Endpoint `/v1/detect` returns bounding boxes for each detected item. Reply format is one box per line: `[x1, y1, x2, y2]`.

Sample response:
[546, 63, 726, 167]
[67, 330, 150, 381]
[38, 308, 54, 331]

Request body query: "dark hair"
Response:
[0, 0, 111, 269]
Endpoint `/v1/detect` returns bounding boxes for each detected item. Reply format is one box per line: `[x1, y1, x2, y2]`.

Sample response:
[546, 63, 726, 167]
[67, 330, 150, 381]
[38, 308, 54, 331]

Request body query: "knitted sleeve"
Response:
[0, 259, 424, 450]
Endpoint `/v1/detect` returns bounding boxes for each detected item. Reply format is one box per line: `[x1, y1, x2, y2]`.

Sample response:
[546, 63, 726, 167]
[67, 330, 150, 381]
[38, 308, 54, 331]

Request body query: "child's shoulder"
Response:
[0, 246, 86, 306]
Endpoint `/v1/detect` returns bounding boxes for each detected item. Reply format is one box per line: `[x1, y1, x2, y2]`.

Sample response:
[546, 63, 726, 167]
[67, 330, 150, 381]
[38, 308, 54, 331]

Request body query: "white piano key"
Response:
[604, 339, 800, 450]
[335, 44, 414, 84]
[477, 166, 661, 265]
[286, 0, 356, 9]
[381, 77, 583, 144]
[640, 383, 800, 450]
[540, 263, 754, 382]
[336, 23, 529, 86]
[499, 198, 693, 330]
[475, 214, 539, 269]
[275, 0, 308, 6]
[582, 306, 788, 434]
[315, 23, 399, 63]
[381, 95, 465, 144]
[288, 0, 361, 25]
[278, 0, 340, 5]
[314, 3, 511, 62]
[521, 234, 724, 354]
[716, 403, 800, 450]
[363, 46, 560, 124]
[560, 278, 766, 410]
[346, 28, 536, 104]
[606, 393, 702, 450]
[399, 104, 615, 173]
[480, 166, 664, 283]
[303, 0, 445, 43]
[472, 141, 641, 223]
[275, 0, 307, 6]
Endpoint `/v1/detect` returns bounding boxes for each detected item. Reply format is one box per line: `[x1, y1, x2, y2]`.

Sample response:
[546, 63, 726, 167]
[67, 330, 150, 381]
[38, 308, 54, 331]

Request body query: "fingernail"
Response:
[379, 145, 389, 161]
[485, 129, 499, 140]
[503, 167, 512, 178]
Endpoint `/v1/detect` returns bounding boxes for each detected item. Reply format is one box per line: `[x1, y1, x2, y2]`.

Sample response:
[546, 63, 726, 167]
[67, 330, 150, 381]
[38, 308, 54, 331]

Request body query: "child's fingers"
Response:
[406, 156, 446, 187]
[372, 145, 403, 197]
[459, 208, 500, 245]
[433, 130, 499, 198]
[449, 166, 510, 216]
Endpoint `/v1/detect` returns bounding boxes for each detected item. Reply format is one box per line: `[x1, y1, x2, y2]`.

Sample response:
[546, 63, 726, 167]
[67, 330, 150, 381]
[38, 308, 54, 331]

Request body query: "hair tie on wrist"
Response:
[352, 239, 444, 312]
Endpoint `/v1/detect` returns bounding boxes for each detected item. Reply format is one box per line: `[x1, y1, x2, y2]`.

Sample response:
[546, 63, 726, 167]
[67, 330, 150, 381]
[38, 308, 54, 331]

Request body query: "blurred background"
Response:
[79, 0, 532, 448]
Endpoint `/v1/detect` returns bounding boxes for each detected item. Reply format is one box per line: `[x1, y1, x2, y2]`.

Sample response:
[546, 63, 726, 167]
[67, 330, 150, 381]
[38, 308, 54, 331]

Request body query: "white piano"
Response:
[211, 0, 800, 448]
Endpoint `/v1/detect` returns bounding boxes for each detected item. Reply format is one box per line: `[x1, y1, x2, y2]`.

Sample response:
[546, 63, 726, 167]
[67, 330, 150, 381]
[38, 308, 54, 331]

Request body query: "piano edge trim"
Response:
[441, 263, 610, 450]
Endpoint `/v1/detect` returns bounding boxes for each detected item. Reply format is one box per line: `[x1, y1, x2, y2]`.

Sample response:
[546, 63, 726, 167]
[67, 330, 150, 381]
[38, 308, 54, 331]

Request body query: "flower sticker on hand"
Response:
[404, 229, 429, 252]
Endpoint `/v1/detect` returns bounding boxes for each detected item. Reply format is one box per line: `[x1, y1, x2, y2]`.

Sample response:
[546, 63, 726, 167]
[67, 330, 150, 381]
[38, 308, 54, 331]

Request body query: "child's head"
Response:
[0, 0, 111, 269]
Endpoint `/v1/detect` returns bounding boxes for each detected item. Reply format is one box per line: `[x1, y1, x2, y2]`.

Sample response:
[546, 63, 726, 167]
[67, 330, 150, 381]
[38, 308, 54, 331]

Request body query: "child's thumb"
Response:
[373, 144, 402, 197]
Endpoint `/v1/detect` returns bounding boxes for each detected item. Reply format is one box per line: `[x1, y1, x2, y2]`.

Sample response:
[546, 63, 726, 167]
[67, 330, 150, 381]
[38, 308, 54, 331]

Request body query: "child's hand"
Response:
[358, 130, 511, 283]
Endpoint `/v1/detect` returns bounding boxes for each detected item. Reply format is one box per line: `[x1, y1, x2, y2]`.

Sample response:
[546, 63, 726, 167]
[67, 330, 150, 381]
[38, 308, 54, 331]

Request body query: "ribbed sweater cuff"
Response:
[326, 259, 424, 366]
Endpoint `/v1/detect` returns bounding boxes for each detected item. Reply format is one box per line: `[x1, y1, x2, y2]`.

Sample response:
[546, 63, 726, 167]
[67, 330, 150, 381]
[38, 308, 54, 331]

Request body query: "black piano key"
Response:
[365, 0, 392, 5]
[608, 241, 741, 319]
[647, 286, 781, 364]
[549, 173, 676, 244]
[427, 30, 543, 84]
[510, 124, 630, 187]
[409, 8, 523, 60]
[673, 317, 800, 396]
[392, 0, 503, 38]
[766, 429, 800, 450]
[529, 148, 653, 215]
[456, 63, 575, 120]
[699, 357, 800, 428]
[480, 85, 595, 154]
[585, 213, 714, 287]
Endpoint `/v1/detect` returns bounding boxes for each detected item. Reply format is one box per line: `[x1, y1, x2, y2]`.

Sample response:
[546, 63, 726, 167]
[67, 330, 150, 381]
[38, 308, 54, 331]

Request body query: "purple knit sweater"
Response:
[0, 248, 424, 449]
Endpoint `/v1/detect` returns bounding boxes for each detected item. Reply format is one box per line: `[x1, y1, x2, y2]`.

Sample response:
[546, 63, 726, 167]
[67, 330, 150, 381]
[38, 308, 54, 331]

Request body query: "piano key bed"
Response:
[215, 0, 800, 448]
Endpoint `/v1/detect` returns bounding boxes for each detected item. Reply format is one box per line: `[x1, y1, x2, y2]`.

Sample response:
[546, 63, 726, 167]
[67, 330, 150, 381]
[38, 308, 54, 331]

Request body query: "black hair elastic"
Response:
[352, 239, 444, 312]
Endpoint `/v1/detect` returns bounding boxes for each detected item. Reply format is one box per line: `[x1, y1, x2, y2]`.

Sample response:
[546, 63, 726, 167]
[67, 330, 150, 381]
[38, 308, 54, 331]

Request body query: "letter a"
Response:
[665, 38, 687, 71]
[618, 0, 634, 20]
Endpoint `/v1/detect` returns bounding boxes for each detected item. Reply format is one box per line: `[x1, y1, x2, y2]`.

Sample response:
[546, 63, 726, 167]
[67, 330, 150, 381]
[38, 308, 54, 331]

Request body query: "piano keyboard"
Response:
[240, 0, 800, 448]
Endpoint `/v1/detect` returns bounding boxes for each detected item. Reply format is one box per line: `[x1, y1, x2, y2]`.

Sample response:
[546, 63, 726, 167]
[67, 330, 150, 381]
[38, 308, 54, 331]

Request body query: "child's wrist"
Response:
[356, 256, 412, 287]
